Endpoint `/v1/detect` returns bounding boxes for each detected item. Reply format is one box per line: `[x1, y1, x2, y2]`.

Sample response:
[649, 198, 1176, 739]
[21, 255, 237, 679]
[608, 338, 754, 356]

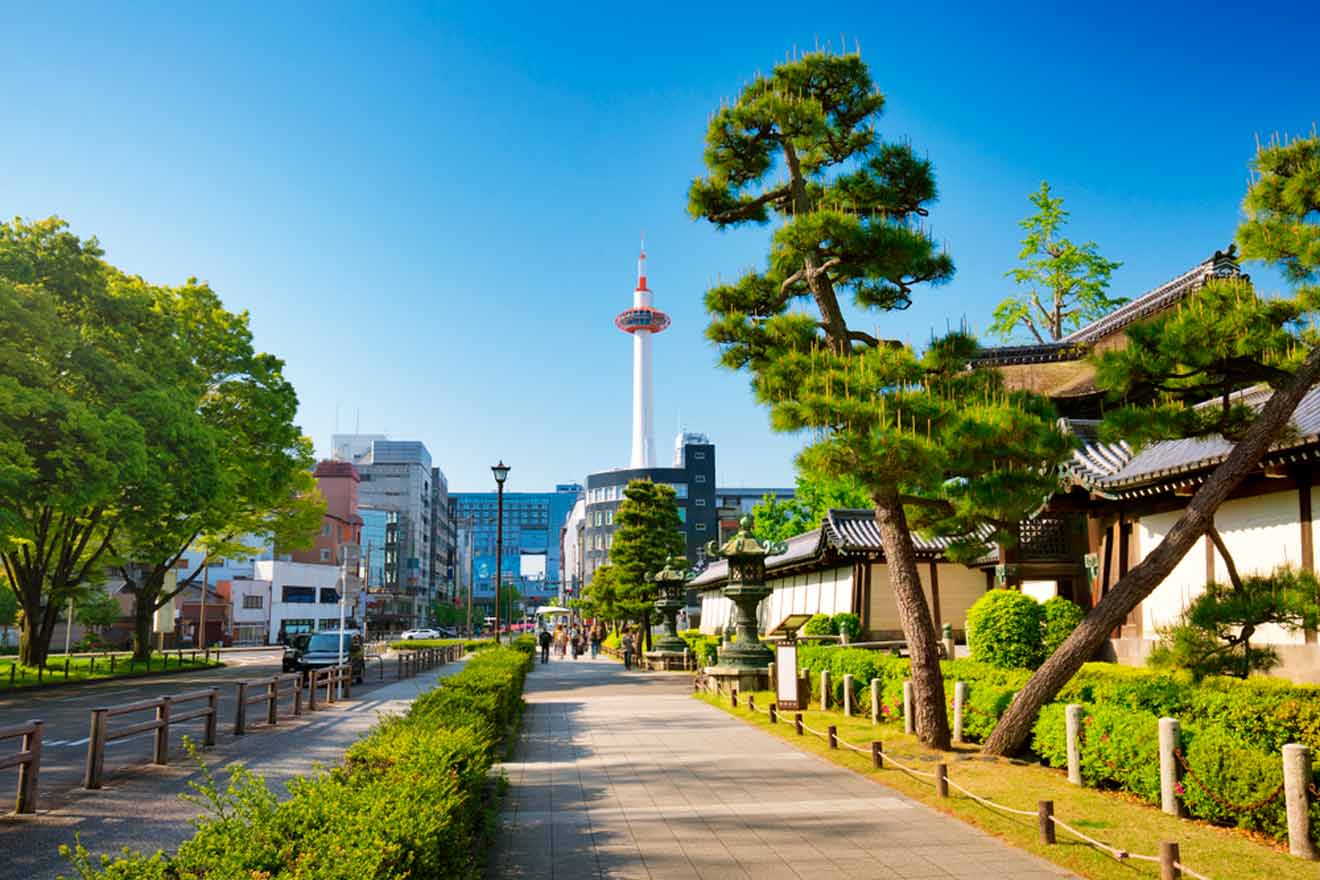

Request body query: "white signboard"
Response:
[775, 642, 799, 709]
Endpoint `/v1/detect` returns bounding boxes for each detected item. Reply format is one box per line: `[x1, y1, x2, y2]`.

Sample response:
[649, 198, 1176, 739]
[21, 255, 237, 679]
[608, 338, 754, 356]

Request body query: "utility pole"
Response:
[198, 556, 208, 649]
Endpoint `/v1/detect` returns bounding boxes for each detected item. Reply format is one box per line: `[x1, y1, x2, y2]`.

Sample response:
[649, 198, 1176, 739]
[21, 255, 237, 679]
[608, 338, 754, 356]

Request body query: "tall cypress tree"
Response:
[985, 132, 1320, 755]
[609, 480, 685, 651]
[690, 50, 1071, 749]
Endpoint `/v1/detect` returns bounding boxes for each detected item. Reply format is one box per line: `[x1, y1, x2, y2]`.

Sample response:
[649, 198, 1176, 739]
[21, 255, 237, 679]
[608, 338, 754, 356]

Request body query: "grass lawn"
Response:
[0, 652, 224, 692]
[699, 689, 1317, 880]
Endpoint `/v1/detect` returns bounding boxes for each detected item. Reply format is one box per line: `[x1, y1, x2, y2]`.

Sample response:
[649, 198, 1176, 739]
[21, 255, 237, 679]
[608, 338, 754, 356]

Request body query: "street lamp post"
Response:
[491, 461, 510, 644]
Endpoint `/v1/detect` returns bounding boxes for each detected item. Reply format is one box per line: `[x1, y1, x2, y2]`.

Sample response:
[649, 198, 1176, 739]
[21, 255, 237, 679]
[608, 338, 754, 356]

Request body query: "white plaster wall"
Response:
[1022, 580, 1057, 603]
[869, 562, 986, 632]
[699, 566, 853, 635]
[1139, 490, 1307, 644]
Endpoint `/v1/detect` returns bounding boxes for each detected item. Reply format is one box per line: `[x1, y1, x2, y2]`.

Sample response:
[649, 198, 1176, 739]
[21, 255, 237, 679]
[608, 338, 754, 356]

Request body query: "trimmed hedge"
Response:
[65, 646, 533, 879]
[679, 630, 719, 666]
[967, 590, 1044, 668]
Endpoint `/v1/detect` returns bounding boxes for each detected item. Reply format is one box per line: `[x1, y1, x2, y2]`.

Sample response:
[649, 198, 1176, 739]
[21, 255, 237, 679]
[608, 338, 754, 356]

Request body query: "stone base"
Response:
[701, 664, 769, 696]
[643, 650, 690, 671]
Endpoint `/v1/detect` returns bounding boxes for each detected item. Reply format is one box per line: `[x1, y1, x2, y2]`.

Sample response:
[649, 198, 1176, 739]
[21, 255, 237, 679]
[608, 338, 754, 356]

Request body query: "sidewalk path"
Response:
[0, 656, 468, 880]
[493, 656, 1072, 879]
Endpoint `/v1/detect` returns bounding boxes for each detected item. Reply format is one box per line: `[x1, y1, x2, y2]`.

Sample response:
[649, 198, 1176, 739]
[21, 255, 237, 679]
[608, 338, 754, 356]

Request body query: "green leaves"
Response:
[990, 181, 1124, 342]
[607, 481, 685, 621]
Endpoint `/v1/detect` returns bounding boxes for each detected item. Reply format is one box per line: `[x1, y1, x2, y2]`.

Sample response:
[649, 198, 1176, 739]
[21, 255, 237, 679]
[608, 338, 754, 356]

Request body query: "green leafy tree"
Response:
[76, 586, 123, 637]
[986, 132, 1320, 755]
[575, 563, 623, 624]
[0, 579, 16, 648]
[0, 218, 150, 666]
[110, 277, 323, 659]
[690, 51, 1071, 748]
[608, 480, 685, 651]
[1149, 569, 1320, 679]
[989, 182, 1124, 342]
[751, 471, 870, 543]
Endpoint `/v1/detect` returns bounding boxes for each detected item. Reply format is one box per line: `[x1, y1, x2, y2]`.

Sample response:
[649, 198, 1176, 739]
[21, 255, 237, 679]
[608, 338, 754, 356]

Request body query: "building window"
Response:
[606, 510, 614, 525]
[673, 484, 687, 498]
[242, 595, 263, 610]
[321, 523, 331, 536]
[319, 618, 340, 630]
[319, 548, 331, 562]
[319, 587, 340, 604]
[695, 522, 707, 531]
[282, 586, 316, 604]
[694, 474, 707, 484]
[694, 451, 706, 460]
[282, 618, 313, 635]
[694, 498, 706, 506]
[677, 508, 686, 522]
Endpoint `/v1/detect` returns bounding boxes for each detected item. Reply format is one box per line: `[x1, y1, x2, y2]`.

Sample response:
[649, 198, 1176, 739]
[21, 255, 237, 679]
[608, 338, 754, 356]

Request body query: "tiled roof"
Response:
[689, 528, 823, 588]
[822, 509, 994, 555]
[1063, 386, 1320, 493]
[974, 247, 1241, 365]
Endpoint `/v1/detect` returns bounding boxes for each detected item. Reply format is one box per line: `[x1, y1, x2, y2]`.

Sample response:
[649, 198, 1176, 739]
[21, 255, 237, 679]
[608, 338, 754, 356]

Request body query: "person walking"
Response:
[537, 625, 552, 665]
[569, 625, 580, 660]
[621, 628, 635, 671]
[553, 623, 565, 658]
[589, 622, 602, 660]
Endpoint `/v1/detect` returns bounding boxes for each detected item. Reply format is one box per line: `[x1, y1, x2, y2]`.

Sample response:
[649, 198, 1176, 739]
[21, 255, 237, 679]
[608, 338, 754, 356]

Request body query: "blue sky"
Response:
[3, 2, 1317, 492]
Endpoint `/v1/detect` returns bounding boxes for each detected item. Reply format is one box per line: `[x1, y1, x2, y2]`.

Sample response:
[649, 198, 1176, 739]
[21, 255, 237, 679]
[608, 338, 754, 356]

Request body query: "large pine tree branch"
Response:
[708, 185, 791, 224]
[983, 345, 1320, 756]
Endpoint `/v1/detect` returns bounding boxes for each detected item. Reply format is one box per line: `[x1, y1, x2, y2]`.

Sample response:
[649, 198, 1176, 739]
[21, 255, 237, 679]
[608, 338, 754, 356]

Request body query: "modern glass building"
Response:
[449, 483, 582, 611]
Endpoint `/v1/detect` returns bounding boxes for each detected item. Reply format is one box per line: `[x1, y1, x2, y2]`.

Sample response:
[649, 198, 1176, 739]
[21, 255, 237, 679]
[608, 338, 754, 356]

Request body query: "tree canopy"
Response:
[690, 51, 1072, 748]
[608, 481, 685, 639]
[989, 182, 1124, 342]
[751, 471, 870, 544]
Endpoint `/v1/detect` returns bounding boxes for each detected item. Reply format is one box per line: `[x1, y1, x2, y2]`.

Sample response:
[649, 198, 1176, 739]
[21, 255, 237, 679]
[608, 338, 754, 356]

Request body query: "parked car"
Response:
[435, 626, 459, 638]
[399, 628, 440, 640]
[281, 632, 312, 672]
[285, 630, 365, 683]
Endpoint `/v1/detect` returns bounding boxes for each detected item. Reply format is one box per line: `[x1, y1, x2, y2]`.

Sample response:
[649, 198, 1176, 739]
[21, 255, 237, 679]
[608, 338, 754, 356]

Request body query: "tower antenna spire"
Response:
[615, 239, 670, 468]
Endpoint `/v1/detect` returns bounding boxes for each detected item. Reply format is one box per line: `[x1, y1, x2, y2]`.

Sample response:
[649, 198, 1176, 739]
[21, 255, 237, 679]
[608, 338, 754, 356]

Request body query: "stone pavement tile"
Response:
[826, 856, 902, 879]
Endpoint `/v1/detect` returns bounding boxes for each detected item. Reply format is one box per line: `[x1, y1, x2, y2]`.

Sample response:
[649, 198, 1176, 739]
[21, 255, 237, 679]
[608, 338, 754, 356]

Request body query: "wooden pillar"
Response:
[1301, 475, 1316, 645]
[928, 559, 942, 629]
[1098, 522, 1114, 605]
[861, 561, 874, 635]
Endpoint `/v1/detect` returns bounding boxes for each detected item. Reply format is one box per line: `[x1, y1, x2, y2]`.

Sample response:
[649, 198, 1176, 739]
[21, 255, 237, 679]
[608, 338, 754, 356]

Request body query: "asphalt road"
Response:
[0, 649, 459, 880]
[0, 647, 402, 806]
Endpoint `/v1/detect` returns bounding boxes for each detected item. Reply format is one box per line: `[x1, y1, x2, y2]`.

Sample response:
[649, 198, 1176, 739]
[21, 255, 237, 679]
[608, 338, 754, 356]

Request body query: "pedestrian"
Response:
[537, 626, 552, 665]
[553, 623, 565, 658]
[569, 625, 580, 660]
[589, 623, 602, 659]
[621, 628, 635, 671]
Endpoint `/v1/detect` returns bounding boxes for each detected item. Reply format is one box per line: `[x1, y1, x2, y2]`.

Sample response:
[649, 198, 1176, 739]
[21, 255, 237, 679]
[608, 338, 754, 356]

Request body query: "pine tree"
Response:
[690, 50, 1072, 749]
[989, 182, 1124, 342]
[609, 480, 685, 651]
[984, 131, 1320, 756]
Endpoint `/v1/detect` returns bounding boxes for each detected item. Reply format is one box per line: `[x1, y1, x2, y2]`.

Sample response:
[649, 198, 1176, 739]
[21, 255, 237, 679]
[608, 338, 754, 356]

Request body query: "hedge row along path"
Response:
[492, 655, 1070, 879]
[0, 649, 471, 880]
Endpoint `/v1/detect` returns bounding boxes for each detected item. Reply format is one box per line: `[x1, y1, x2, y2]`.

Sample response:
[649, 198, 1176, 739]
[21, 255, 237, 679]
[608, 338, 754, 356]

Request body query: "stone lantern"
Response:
[707, 515, 787, 673]
[647, 555, 692, 655]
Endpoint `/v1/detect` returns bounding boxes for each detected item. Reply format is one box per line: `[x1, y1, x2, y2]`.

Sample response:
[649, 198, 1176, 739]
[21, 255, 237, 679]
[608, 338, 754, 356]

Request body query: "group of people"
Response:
[537, 620, 606, 664]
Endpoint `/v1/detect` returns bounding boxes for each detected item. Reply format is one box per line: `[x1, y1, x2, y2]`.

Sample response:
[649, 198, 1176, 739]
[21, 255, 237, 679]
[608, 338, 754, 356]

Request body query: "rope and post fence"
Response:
[710, 684, 1222, 880]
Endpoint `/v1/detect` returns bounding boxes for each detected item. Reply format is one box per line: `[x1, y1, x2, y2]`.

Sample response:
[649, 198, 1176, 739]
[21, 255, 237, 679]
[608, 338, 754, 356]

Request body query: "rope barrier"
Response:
[707, 683, 1217, 880]
[1174, 748, 1286, 813]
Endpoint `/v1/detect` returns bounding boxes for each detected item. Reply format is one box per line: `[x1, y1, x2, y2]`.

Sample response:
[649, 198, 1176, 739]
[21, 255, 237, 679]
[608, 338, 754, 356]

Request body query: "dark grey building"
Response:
[583, 432, 716, 606]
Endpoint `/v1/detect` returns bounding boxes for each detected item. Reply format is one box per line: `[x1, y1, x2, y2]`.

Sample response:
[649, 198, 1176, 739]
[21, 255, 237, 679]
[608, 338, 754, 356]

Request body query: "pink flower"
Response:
[1175, 782, 1185, 796]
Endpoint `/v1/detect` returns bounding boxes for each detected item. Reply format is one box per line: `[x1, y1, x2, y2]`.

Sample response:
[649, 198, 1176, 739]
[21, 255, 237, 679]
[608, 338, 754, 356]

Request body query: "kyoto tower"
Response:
[614, 242, 670, 468]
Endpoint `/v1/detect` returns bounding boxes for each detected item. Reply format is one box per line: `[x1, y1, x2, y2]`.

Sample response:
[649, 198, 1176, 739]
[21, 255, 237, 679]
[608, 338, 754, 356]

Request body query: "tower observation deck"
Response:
[615, 243, 669, 469]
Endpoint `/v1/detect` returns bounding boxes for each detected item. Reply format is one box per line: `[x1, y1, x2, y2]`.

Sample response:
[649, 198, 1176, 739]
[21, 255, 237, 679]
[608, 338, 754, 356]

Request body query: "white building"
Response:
[560, 497, 586, 602]
[254, 560, 361, 643]
[230, 579, 273, 646]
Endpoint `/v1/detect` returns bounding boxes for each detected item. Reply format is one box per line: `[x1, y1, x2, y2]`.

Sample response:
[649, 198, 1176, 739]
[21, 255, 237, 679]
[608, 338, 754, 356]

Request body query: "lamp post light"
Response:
[491, 461, 510, 644]
[648, 555, 693, 655]
[705, 515, 786, 670]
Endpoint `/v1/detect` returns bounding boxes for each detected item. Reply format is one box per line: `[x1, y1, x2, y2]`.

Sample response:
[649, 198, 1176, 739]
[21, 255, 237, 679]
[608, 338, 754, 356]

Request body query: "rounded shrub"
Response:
[832, 612, 862, 642]
[967, 589, 1044, 668]
[1041, 596, 1085, 656]
[1180, 724, 1288, 837]
[802, 613, 836, 636]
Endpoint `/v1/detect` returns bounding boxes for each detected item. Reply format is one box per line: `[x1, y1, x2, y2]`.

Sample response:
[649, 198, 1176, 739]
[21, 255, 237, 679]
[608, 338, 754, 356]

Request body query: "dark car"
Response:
[281, 633, 312, 672]
[285, 630, 365, 683]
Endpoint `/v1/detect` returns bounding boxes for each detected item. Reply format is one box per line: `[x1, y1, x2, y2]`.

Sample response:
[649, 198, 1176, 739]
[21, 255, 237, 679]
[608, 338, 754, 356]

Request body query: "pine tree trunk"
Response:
[873, 492, 952, 749]
[983, 346, 1320, 756]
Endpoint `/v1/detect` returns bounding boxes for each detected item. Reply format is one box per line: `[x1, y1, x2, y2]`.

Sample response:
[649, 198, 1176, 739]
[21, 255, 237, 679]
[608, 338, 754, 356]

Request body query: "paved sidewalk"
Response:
[493, 656, 1072, 879]
[0, 656, 469, 880]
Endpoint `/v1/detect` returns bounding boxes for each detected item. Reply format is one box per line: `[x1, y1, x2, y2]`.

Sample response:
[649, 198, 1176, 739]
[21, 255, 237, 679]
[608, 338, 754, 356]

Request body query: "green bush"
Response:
[1179, 725, 1289, 837]
[967, 590, 1044, 668]
[679, 630, 718, 666]
[389, 638, 495, 653]
[801, 613, 836, 636]
[832, 612, 862, 642]
[1041, 596, 1084, 656]
[66, 646, 532, 878]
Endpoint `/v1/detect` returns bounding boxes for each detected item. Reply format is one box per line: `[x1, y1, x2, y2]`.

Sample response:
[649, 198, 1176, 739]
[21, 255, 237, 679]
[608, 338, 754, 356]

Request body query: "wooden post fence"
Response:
[0, 720, 42, 814]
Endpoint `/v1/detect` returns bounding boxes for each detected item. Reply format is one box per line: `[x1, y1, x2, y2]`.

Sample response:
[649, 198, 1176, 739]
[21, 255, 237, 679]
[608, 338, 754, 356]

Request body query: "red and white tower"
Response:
[614, 242, 671, 468]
